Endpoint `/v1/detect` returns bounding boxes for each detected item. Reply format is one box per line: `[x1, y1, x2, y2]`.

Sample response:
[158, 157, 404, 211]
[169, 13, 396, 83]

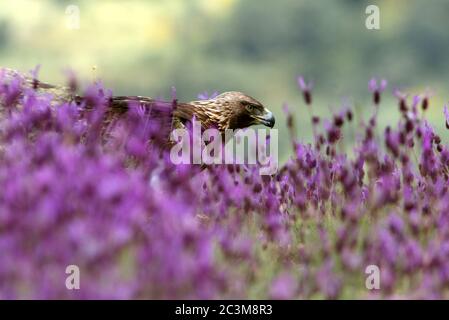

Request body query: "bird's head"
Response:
[199, 91, 275, 130]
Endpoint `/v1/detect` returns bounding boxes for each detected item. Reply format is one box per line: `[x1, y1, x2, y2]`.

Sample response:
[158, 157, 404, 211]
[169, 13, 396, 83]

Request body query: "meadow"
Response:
[1, 69, 449, 299]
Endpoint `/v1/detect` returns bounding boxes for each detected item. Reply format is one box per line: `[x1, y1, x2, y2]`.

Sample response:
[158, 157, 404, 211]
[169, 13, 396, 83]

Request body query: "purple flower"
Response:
[1, 70, 449, 299]
[388, 213, 405, 238]
[29, 65, 41, 89]
[297, 75, 313, 105]
[197, 91, 219, 100]
[393, 89, 409, 113]
[316, 260, 342, 299]
[419, 88, 433, 111]
[444, 104, 449, 129]
[368, 78, 387, 105]
[269, 273, 297, 299]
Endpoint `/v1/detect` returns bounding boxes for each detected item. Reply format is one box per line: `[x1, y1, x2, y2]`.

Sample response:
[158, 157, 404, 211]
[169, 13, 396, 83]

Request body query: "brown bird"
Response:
[1, 68, 275, 138]
[111, 91, 275, 131]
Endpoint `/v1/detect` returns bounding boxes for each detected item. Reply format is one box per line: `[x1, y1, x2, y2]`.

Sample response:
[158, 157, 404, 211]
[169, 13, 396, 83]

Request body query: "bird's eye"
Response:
[245, 104, 254, 112]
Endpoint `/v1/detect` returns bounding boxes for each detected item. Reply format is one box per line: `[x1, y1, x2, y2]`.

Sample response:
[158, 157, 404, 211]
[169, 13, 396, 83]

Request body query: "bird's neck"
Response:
[174, 101, 231, 131]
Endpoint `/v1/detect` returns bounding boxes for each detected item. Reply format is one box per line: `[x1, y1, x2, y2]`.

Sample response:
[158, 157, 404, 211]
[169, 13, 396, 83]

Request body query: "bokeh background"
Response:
[1, 0, 449, 161]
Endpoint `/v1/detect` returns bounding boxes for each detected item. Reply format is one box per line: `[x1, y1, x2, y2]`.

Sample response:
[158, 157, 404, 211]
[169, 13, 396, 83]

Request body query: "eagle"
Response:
[0, 68, 275, 142]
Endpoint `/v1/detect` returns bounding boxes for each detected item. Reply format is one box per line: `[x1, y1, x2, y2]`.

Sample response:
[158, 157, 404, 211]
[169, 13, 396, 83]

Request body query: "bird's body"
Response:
[108, 91, 275, 133]
[0, 68, 275, 142]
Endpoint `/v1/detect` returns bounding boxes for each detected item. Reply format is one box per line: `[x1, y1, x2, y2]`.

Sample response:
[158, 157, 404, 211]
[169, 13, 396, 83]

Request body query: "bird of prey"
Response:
[0, 68, 275, 141]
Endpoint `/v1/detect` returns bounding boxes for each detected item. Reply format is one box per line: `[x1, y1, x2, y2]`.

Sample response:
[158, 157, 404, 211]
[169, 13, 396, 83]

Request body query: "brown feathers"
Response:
[174, 91, 275, 131]
[1, 69, 275, 142]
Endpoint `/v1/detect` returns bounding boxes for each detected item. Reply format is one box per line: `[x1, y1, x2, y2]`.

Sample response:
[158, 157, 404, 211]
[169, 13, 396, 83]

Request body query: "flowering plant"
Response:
[1, 69, 449, 299]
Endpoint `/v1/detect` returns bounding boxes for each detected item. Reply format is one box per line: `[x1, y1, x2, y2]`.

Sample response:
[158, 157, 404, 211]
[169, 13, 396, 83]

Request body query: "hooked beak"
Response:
[254, 109, 275, 128]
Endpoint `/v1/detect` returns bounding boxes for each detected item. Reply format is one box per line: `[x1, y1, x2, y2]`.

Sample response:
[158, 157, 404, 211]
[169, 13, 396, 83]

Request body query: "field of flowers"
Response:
[1, 68, 449, 299]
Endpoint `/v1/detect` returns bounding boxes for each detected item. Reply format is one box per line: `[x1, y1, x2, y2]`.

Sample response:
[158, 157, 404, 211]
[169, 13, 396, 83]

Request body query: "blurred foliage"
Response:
[1, 0, 449, 160]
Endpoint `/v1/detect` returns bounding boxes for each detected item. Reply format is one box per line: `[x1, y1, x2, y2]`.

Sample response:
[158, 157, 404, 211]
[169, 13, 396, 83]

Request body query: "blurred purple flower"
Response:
[269, 273, 297, 299]
[368, 78, 387, 105]
[444, 104, 449, 129]
[297, 75, 313, 105]
[197, 91, 219, 100]
[1, 69, 449, 299]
